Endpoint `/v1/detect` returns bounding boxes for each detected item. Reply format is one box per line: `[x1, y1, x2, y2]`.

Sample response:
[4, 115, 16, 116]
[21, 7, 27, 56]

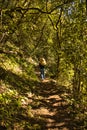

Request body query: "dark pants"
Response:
[40, 68, 45, 79]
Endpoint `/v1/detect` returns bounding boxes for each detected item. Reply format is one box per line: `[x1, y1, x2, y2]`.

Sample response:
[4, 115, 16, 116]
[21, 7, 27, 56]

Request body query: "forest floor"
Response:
[0, 65, 80, 130]
[28, 78, 74, 130]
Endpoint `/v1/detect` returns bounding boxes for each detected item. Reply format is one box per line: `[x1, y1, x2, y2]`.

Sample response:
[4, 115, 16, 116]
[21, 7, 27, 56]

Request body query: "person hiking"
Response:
[39, 57, 46, 80]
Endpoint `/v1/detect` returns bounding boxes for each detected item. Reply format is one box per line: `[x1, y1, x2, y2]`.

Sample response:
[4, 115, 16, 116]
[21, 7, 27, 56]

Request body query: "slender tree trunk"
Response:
[86, 0, 87, 17]
[56, 30, 61, 78]
[0, 8, 2, 28]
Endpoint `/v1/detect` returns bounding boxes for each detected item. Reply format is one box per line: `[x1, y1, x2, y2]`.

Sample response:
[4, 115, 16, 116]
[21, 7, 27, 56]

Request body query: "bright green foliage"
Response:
[0, 0, 87, 129]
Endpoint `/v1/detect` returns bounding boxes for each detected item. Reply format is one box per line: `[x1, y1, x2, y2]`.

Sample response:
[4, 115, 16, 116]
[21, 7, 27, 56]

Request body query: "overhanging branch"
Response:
[10, 0, 74, 14]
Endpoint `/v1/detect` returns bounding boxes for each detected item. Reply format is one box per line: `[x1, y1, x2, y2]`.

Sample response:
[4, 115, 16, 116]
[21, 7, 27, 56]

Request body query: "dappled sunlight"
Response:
[0, 64, 84, 129]
[0, 54, 23, 76]
[0, 0, 87, 129]
[28, 79, 74, 130]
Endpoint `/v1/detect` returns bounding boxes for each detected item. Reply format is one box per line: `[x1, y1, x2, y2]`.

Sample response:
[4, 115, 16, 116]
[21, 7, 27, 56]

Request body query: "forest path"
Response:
[0, 65, 73, 130]
[29, 76, 73, 130]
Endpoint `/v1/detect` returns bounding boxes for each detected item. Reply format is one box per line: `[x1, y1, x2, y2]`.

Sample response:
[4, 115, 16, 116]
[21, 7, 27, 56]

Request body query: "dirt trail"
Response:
[29, 79, 73, 130]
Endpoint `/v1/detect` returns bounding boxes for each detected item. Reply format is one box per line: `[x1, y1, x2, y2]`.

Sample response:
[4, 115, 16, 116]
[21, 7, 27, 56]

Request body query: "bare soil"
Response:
[28, 78, 74, 130]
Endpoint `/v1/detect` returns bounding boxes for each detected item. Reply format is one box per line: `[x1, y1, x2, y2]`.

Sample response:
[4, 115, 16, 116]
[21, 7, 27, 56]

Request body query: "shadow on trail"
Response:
[0, 66, 47, 129]
[0, 66, 76, 129]
[30, 80, 74, 130]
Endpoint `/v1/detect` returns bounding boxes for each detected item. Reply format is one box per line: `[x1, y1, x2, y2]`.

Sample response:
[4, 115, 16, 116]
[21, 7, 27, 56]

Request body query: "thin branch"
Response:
[48, 15, 57, 31]
[30, 18, 48, 56]
[56, 7, 63, 29]
[13, 7, 49, 14]
[10, 1, 74, 14]
[0, 33, 6, 43]
[48, 7, 63, 31]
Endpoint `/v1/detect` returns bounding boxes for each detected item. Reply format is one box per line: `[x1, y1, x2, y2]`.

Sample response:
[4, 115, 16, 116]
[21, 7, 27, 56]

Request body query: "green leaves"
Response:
[0, 0, 87, 129]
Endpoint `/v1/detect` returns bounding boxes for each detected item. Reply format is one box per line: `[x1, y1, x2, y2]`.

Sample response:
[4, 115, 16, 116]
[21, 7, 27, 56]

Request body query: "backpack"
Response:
[40, 58, 46, 66]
